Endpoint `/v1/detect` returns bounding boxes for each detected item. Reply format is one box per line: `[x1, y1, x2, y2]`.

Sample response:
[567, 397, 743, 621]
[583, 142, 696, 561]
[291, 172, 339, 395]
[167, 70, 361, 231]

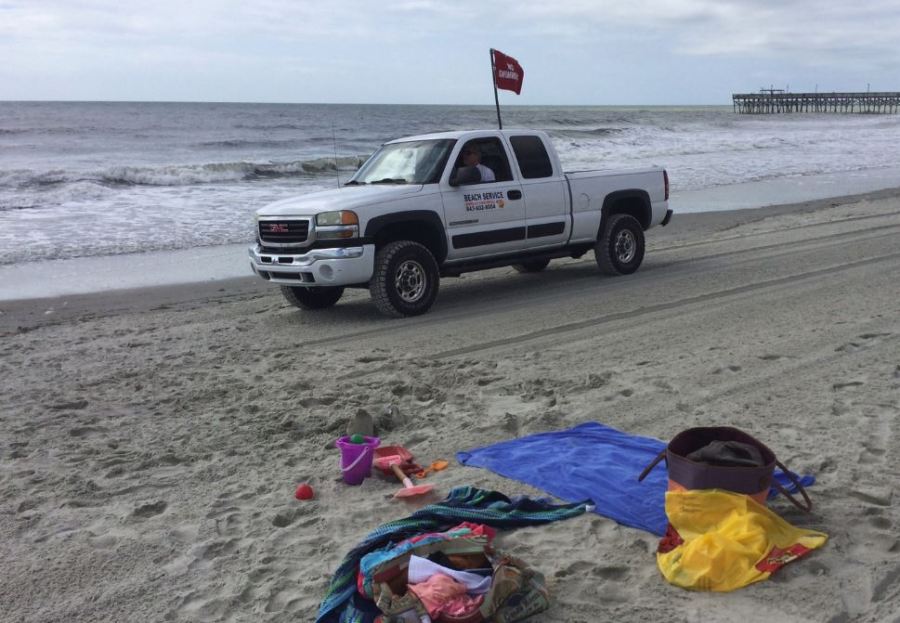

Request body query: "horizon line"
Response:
[0, 99, 732, 107]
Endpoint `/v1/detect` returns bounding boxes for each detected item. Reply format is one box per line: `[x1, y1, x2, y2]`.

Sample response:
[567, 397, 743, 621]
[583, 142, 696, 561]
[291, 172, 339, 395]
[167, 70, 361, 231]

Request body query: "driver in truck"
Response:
[460, 143, 495, 182]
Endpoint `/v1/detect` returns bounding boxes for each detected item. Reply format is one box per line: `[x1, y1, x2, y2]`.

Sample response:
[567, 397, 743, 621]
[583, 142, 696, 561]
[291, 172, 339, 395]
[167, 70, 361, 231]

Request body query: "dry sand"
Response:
[2, 189, 900, 622]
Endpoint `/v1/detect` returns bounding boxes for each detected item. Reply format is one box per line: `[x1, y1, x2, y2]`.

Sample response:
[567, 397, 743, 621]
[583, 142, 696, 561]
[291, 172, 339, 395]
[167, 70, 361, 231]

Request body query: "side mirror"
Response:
[449, 166, 482, 187]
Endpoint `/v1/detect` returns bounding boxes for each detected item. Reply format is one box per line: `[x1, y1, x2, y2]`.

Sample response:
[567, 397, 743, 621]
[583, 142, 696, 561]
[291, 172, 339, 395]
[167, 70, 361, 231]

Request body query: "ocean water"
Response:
[3, 101, 900, 266]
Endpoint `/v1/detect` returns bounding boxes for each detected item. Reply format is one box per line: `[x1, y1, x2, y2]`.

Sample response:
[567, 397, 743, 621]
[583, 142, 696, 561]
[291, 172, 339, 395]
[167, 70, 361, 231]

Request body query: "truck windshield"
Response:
[348, 139, 456, 185]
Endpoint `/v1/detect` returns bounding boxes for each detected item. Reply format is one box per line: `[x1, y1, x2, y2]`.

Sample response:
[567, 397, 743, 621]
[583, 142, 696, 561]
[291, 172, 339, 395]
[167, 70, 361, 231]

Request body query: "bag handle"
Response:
[638, 452, 813, 513]
[341, 446, 371, 473]
[772, 459, 813, 513]
[637, 450, 667, 482]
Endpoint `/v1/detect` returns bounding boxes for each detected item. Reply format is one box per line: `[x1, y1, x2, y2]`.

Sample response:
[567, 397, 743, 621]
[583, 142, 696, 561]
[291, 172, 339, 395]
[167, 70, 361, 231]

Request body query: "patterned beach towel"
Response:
[316, 486, 591, 623]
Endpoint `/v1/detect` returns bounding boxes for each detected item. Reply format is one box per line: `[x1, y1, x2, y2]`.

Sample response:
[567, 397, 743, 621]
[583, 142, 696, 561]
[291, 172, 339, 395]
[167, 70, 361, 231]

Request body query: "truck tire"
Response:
[370, 240, 440, 317]
[595, 214, 645, 275]
[280, 285, 344, 310]
[512, 258, 551, 273]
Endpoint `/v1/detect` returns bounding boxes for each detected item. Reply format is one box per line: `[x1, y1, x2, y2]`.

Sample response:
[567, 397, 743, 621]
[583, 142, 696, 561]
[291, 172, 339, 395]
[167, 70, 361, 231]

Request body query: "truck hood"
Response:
[256, 184, 425, 217]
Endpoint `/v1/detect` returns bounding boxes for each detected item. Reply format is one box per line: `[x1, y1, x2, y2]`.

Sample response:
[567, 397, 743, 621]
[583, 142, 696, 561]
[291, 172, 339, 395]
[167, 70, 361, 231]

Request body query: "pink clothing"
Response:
[442, 593, 483, 618]
[407, 573, 484, 619]
[408, 555, 492, 594]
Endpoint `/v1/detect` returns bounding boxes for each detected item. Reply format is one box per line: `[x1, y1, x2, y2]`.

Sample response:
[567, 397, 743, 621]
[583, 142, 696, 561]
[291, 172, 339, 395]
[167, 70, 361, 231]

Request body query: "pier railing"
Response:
[732, 92, 900, 114]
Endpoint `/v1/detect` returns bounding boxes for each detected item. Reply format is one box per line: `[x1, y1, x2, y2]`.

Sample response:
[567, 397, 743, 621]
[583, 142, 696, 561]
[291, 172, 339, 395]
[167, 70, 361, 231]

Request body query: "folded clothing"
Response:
[686, 440, 765, 467]
[428, 551, 492, 577]
[408, 555, 492, 595]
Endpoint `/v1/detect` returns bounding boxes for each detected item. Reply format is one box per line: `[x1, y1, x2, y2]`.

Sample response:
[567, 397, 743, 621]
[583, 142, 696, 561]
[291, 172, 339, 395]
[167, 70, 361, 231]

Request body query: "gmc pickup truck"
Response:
[249, 129, 672, 317]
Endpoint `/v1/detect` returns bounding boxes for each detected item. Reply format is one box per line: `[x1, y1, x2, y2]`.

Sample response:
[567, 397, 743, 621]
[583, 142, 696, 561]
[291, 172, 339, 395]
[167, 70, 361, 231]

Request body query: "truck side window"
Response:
[456, 138, 513, 183]
[510, 135, 553, 179]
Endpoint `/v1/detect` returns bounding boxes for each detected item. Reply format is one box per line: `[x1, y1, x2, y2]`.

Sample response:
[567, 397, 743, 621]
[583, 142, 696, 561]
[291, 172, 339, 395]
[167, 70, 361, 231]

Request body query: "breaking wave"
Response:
[233, 123, 308, 131]
[0, 155, 370, 189]
[546, 127, 624, 138]
[195, 138, 308, 149]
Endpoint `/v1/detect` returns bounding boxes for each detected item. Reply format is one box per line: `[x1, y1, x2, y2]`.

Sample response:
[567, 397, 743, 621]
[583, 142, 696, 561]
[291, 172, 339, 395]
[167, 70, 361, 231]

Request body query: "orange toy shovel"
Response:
[414, 460, 449, 479]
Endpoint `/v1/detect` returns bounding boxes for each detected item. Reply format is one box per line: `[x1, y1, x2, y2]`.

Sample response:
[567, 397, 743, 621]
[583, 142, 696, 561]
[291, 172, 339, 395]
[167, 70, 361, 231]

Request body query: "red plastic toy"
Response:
[295, 483, 314, 500]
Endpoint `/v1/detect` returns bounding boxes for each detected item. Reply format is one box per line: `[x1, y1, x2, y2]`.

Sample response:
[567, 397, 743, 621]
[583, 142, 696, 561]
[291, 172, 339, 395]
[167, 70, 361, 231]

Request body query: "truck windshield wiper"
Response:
[370, 178, 407, 185]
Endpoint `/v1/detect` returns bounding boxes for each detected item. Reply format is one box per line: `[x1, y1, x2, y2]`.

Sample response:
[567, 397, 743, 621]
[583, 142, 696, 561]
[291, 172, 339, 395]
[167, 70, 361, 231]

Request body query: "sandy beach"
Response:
[2, 188, 899, 622]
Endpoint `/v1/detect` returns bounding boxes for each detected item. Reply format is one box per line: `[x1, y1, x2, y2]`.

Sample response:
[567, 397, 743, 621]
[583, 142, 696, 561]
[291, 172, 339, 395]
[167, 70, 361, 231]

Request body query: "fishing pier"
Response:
[733, 90, 900, 114]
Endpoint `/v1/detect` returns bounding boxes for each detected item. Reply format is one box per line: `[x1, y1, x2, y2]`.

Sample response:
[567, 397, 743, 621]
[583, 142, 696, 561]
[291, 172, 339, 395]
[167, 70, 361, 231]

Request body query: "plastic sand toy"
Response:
[335, 435, 380, 485]
[389, 462, 434, 499]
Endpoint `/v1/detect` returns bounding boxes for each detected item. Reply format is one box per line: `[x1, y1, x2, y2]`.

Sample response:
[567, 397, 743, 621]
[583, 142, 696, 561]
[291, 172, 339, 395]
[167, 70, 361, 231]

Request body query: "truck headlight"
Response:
[316, 211, 360, 240]
[316, 211, 358, 226]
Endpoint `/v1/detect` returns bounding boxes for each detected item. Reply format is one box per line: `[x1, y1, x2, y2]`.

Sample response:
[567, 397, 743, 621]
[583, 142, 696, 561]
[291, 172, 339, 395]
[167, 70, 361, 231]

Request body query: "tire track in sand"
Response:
[430, 250, 900, 360]
[297, 223, 900, 352]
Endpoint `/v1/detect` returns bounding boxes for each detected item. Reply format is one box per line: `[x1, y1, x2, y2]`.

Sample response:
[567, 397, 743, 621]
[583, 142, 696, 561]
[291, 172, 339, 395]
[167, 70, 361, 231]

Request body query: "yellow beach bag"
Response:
[657, 489, 827, 592]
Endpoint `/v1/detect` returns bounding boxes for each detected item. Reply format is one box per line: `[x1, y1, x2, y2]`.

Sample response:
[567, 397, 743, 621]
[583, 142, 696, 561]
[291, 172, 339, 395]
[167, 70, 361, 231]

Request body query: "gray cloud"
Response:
[5, 1, 898, 59]
[1, 0, 898, 102]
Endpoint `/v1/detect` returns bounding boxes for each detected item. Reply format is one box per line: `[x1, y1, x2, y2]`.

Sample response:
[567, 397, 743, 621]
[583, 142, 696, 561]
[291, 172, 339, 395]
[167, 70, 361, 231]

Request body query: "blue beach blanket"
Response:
[457, 422, 815, 536]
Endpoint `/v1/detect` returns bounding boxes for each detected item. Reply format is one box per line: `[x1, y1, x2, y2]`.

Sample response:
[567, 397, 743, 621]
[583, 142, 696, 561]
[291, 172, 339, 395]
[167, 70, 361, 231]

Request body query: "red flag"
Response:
[492, 49, 524, 95]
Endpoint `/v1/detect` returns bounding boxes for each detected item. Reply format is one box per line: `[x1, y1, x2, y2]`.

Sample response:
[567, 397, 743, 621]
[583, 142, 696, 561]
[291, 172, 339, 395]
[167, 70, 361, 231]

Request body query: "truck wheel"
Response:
[512, 258, 551, 273]
[595, 214, 645, 275]
[280, 285, 344, 310]
[370, 241, 440, 317]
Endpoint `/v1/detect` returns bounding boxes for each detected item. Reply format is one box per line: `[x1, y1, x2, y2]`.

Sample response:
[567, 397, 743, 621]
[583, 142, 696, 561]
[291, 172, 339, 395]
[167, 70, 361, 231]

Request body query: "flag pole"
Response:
[490, 48, 502, 129]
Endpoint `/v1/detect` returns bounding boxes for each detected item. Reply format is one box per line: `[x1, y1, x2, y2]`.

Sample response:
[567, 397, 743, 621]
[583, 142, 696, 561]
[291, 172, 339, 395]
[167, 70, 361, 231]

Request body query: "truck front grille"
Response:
[258, 219, 310, 244]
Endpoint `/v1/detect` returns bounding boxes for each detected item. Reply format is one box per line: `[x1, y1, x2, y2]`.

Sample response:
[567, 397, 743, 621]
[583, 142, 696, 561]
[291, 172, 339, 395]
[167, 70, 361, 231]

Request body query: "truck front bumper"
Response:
[248, 244, 375, 287]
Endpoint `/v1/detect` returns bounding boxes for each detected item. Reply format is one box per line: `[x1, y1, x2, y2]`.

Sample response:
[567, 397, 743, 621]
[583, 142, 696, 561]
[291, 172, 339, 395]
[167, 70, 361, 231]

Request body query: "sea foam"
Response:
[3, 101, 900, 264]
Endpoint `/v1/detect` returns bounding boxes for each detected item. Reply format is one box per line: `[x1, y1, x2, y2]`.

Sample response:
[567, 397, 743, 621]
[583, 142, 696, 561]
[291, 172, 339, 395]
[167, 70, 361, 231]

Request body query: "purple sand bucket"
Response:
[335, 436, 381, 485]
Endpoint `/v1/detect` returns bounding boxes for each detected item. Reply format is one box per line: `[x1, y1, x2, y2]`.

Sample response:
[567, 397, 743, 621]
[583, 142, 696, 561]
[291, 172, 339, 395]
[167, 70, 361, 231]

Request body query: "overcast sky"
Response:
[3, 1, 899, 105]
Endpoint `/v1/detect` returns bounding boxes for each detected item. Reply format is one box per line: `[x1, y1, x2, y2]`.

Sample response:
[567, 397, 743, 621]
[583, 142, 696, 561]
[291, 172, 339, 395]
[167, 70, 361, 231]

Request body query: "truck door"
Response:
[440, 137, 526, 260]
[507, 134, 569, 249]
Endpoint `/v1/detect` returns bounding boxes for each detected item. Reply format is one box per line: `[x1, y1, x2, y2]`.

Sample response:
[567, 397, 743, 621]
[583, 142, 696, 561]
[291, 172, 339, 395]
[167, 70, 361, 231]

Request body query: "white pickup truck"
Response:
[249, 129, 671, 317]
